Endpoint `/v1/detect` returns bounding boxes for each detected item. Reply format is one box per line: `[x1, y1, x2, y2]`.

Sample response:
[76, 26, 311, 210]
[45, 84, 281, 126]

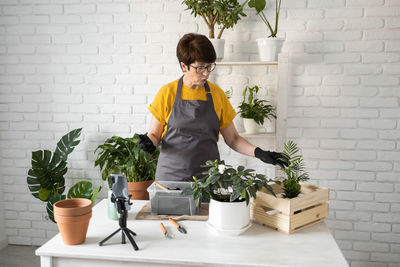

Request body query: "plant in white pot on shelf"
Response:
[248, 0, 284, 61]
[182, 0, 249, 61]
[237, 85, 276, 134]
[183, 159, 274, 235]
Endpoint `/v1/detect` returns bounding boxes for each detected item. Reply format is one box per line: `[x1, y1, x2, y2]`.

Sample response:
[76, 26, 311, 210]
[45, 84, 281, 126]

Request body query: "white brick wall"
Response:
[0, 0, 399, 266]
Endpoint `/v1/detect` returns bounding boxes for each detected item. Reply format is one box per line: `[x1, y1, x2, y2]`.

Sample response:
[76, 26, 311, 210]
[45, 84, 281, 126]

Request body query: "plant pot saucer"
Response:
[206, 221, 252, 236]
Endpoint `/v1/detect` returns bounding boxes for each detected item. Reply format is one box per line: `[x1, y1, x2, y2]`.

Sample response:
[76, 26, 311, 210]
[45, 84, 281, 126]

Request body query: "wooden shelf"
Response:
[216, 61, 278, 66]
[238, 132, 276, 138]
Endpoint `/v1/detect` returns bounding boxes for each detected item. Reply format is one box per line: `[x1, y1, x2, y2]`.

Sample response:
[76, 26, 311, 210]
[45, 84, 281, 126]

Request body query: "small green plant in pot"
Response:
[183, 159, 274, 235]
[248, 0, 284, 61]
[182, 0, 249, 60]
[238, 85, 276, 134]
[275, 140, 309, 198]
[94, 133, 160, 201]
[26, 128, 101, 223]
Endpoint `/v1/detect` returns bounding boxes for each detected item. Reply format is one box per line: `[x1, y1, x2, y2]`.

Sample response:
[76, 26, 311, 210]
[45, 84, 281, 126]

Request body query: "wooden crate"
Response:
[251, 183, 329, 234]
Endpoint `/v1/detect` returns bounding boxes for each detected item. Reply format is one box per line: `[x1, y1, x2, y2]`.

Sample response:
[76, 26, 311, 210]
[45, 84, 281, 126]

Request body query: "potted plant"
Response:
[252, 141, 330, 234]
[183, 159, 274, 235]
[26, 128, 101, 223]
[94, 133, 160, 204]
[248, 0, 284, 61]
[26, 128, 101, 244]
[237, 85, 276, 134]
[182, 0, 249, 61]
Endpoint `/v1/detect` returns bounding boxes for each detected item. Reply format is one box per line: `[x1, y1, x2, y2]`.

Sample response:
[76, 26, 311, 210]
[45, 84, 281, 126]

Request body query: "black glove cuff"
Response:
[139, 134, 156, 154]
[254, 147, 263, 159]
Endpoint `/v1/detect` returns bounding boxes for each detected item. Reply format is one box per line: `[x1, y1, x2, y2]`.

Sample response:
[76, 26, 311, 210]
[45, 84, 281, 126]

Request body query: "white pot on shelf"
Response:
[243, 118, 260, 134]
[256, 37, 284, 61]
[207, 198, 251, 236]
[264, 118, 276, 133]
[209, 38, 225, 62]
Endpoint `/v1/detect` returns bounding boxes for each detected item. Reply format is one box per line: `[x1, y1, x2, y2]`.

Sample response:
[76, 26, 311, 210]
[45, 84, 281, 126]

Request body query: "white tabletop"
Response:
[36, 199, 349, 267]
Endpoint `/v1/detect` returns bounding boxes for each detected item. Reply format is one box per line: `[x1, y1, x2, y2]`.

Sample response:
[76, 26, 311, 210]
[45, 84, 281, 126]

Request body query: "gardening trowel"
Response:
[160, 222, 174, 239]
[169, 218, 187, 234]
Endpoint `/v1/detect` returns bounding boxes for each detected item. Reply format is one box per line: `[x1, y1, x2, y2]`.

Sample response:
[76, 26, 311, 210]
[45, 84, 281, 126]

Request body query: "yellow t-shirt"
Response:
[148, 79, 236, 140]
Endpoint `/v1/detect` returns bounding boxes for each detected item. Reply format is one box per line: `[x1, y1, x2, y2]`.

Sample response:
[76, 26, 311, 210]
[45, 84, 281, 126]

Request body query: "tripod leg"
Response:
[99, 228, 121, 246]
[123, 229, 139, 251]
[121, 229, 126, 244]
[127, 228, 136, 236]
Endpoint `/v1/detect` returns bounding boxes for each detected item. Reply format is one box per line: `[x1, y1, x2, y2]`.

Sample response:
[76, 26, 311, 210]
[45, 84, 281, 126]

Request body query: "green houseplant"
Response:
[182, 0, 249, 60]
[238, 85, 276, 133]
[183, 159, 274, 235]
[276, 140, 309, 198]
[248, 0, 284, 61]
[26, 128, 101, 223]
[94, 133, 160, 200]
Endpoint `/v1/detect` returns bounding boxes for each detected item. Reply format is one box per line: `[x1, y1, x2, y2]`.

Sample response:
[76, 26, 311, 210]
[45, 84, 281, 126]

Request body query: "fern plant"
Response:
[27, 128, 101, 222]
[276, 140, 309, 198]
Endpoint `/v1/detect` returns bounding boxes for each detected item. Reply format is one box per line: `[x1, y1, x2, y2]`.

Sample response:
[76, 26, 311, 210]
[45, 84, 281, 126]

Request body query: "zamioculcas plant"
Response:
[27, 128, 101, 222]
[276, 140, 309, 198]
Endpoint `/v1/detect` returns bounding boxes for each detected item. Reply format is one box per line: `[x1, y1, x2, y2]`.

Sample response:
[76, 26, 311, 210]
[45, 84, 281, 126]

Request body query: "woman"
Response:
[139, 33, 287, 182]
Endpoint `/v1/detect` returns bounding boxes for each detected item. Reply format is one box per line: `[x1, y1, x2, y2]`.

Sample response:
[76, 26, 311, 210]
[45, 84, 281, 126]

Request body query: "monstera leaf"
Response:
[27, 150, 67, 201]
[67, 180, 101, 204]
[46, 194, 66, 223]
[55, 128, 82, 161]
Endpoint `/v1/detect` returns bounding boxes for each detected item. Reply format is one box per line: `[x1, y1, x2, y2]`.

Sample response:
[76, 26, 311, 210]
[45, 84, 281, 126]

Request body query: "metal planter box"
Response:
[147, 181, 199, 216]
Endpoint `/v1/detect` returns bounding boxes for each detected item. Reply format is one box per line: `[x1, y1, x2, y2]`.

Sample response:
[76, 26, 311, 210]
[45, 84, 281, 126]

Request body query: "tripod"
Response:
[99, 197, 139, 250]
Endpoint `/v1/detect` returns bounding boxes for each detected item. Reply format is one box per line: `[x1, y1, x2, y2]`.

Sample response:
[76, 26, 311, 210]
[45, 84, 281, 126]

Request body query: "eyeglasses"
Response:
[189, 63, 216, 73]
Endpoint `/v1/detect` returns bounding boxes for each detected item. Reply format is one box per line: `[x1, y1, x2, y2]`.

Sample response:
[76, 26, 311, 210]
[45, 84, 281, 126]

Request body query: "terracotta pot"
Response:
[53, 198, 92, 245]
[55, 211, 92, 245]
[53, 198, 92, 217]
[128, 180, 154, 200]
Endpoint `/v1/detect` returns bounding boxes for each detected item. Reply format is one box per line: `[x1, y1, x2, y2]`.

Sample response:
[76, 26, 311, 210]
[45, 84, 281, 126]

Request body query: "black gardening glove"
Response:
[254, 147, 289, 168]
[138, 134, 156, 154]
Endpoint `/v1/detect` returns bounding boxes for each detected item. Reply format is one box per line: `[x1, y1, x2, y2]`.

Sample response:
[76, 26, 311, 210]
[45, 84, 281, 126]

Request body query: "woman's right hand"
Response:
[139, 134, 156, 154]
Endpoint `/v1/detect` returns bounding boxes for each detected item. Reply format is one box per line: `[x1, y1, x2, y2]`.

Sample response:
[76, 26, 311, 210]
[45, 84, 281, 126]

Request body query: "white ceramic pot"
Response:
[208, 199, 250, 234]
[243, 118, 260, 134]
[209, 38, 225, 62]
[264, 118, 276, 133]
[256, 37, 284, 61]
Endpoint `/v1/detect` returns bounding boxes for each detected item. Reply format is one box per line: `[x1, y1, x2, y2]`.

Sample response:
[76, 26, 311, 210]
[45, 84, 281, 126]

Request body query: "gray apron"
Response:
[155, 77, 220, 182]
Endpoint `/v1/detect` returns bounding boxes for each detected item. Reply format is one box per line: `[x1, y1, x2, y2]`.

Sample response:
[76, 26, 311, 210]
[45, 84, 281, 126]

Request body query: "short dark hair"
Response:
[176, 33, 216, 66]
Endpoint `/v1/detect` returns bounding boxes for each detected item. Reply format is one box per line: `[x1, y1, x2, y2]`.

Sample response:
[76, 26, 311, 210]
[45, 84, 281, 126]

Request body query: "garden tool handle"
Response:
[160, 222, 167, 234]
[154, 181, 169, 191]
[168, 218, 179, 228]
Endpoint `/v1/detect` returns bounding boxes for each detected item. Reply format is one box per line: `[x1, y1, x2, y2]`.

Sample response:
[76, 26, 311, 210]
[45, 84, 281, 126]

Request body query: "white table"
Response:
[36, 199, 349, 267]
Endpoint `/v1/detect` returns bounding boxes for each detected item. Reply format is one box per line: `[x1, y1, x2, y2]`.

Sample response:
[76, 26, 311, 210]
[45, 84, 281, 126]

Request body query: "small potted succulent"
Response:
[248, 0, 284, 61]
[183, 159, 274, 235]
[182, 0, 249, 61]
[237, 85, 276, 134]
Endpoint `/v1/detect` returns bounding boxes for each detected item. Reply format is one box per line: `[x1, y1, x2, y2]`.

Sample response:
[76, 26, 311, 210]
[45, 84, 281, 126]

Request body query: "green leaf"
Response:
[91, 186, 102, 204]
[54, 128, 82, 161]
[67, 181, 93, 199]
[27, 150, 66, 201]
[38, 188, 51, 201]
[46, 194, 66, 223]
